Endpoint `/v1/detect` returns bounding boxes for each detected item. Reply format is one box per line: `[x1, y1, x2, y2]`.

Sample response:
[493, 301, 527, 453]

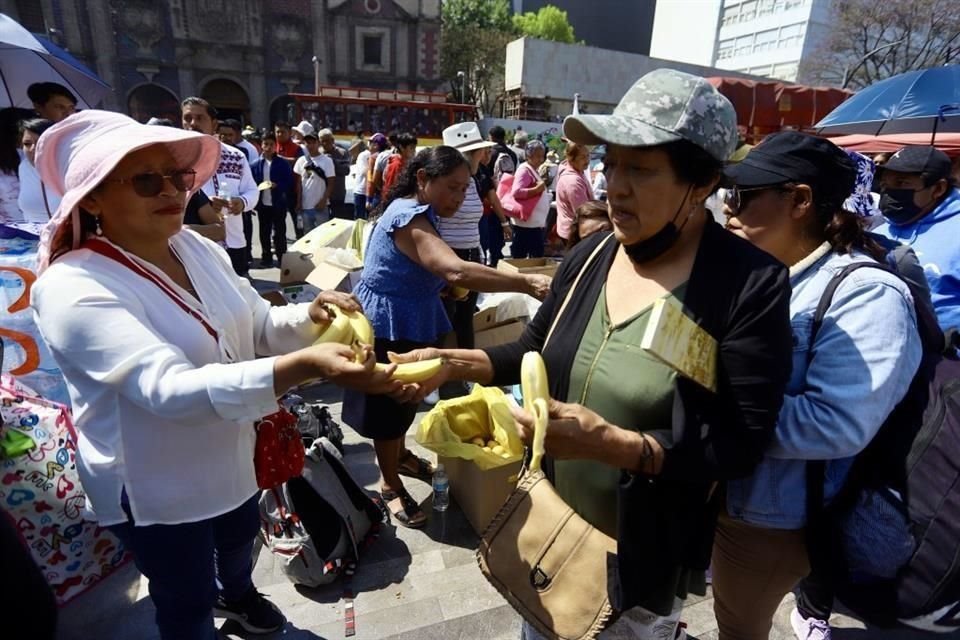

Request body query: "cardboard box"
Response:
[304, 261, 362, 293]
[280, 283, 323, 304]
[439, 455, 522, 535]
[474, 319, 524, 349]
[280, 219, 359, 284]
[497, 258, 559, 278]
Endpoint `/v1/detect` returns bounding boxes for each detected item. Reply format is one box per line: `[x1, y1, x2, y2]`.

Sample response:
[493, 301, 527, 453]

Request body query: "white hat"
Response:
[442, 122, 495, 153]
[293, 120, 315, 137]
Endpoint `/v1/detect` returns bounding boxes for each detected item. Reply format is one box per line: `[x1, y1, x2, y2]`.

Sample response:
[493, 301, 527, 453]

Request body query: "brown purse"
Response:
[476, 236, 617, 640]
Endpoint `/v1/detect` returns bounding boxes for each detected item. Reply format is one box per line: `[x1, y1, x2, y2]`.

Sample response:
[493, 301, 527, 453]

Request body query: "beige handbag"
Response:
[477, 236, 617, 640]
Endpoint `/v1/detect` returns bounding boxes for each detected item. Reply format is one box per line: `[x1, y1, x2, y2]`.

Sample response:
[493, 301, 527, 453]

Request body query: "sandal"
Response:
[398, 450, 435, 482]
[380, 488, 427, 529]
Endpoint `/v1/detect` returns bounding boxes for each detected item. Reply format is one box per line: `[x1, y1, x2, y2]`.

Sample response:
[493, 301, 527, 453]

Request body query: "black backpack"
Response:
[805, 261, 960, 628]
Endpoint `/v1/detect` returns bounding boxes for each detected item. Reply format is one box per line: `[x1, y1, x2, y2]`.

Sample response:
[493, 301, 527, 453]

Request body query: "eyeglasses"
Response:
[105, 170, 197, 197]
[723, 184, 790, 212]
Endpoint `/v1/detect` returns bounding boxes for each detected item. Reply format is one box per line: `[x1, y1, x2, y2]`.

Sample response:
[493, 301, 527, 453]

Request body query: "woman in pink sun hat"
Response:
[30, 110, 412, 640]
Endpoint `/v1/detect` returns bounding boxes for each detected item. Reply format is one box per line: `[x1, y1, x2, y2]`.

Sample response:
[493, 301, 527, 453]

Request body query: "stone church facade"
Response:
[4, 0, 443, 126]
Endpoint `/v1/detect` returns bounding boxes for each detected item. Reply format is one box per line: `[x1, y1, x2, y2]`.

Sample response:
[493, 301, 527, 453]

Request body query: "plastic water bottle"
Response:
[432, 464, 449, 512]
[217, 183, 233, 213]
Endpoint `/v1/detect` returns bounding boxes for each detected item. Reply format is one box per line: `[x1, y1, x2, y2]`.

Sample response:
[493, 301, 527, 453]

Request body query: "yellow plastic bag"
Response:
[416, 386, 524, 470]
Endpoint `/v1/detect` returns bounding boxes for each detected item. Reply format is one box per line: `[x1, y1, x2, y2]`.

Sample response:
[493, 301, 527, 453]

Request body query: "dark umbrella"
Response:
[816, 65, 960, 141]
[0, 13, 111, 109]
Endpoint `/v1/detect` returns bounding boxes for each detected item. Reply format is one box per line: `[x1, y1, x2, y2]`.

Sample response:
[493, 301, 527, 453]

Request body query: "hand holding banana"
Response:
[312, 304, 444, 384]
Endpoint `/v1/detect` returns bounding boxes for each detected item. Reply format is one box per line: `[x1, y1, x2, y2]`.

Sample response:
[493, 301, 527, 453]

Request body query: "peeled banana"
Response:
[521, 351, 550, 472]
[374, 357, 444, 383]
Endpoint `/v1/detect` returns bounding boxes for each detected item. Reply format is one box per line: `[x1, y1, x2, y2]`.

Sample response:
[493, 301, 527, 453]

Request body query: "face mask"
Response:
[622, 185, 694, 264]
[879, 188, 925, 225]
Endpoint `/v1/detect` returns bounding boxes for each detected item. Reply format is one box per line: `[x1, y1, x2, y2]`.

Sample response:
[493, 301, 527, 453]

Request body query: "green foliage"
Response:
[512, 5, 577, 44]
[441, 0, 513, 31]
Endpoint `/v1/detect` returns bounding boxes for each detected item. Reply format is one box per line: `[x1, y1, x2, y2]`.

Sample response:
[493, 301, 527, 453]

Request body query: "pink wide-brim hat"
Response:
[34, 110, 222, 274]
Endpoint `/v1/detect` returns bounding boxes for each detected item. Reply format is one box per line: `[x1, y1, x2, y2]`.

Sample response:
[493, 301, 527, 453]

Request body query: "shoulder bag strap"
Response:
[543, 234, 613, 349]
[84, 239, 219, 342]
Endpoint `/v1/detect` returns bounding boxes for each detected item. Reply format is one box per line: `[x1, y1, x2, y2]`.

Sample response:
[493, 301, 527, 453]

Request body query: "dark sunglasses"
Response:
[105, 169, 197, 197]
[723, 184, 791, 212]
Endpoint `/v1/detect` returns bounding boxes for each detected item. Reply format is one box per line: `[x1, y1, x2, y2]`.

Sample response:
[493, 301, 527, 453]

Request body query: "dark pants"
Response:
[108, 494, 260, 640]
[511, 226, 545, 259]
[227, 247, 248, 277]
[443, 247, 481, 349]
[330, 198, 353, 220]
[0, 507, 57, 639]
[256, 204, 287, 263]
[354, 193, 368, 220]
[242, 211, 254, 265]
[479, 214, 505, 267]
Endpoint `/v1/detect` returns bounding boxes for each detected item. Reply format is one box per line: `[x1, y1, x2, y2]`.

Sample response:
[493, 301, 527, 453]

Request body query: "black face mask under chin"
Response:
[622, 186, 695, 264]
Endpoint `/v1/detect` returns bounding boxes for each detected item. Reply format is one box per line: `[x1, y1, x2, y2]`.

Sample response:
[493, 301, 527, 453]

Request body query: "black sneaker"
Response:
[213, 588, 286, 634]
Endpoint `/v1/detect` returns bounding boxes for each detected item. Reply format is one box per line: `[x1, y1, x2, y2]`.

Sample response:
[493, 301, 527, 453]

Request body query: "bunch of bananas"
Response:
[313, 305, 444, 383]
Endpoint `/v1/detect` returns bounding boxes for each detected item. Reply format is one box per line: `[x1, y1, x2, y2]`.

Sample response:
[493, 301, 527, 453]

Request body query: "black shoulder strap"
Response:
[809, 262, 895, 353]
[806, 262, 897, 570]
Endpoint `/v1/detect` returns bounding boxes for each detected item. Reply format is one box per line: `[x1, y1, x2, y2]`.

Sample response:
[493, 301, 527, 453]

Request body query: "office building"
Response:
[512, 0, 657, 55]
[713, 0, 832, 82]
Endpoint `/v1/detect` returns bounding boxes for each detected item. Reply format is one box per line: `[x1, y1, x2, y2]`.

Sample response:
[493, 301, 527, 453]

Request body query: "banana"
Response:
[345, 310, 374, 345]
[375, 357, 444, 383]
[449, 286, 470, 301]
[521, 351, 550, 472]
[313, 305, 354, 345]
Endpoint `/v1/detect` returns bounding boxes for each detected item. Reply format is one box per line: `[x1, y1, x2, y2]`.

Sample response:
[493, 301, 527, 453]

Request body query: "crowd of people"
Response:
[5, 67, 960, 640]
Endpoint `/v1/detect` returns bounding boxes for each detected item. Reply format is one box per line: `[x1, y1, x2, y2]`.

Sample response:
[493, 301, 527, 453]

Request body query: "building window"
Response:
[735, 34, 755, 56]
[355, 27, 390, 72]
[739, 1, 758, 22]
[778, 22, 805, 49]
[15, 0, 46, 33]
[718, 39, 735, 59]
[721, 4, 739, 27]
[772, 62, 799, 80]
[753, 28, 778, 53]
[363, 34, 382, 66]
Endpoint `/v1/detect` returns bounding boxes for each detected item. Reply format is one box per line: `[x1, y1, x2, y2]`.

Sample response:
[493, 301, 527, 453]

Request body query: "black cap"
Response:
[882, 145, 952, 181]
[724, 131, 855, 192]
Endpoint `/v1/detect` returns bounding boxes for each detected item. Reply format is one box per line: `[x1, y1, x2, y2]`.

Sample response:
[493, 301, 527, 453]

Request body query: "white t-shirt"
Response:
[31, 230, 320, 526]
[438, 177, 482, 250]
[236, 139, 259, 164]
[294, 153, 335, 210]
[200, 143, 258, 249]
[260, 158, 273, 206]
[354, 149, 371, 195]
[18, 159, 61, 223]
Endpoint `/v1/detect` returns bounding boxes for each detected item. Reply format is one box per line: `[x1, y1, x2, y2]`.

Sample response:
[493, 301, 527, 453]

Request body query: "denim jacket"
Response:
[727, 244, 922, 529]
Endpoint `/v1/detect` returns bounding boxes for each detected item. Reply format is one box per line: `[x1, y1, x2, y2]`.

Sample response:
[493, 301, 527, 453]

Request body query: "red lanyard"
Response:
[83, 239, 219, 342]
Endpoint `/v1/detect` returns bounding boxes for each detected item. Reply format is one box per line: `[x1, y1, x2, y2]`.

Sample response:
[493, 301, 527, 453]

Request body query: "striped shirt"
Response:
[438, 177, 482, 250]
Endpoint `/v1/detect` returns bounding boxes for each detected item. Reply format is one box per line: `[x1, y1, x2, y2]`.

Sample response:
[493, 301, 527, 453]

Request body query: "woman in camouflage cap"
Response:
[393, 68, 793, 639]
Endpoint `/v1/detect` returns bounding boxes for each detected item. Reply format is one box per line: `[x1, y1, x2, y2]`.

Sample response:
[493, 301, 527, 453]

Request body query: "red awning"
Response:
[827, 133, 960, 157]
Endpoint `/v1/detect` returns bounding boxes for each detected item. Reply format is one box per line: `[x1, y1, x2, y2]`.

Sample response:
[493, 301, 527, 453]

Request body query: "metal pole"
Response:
[312, 56, 320, 95]
[841, 39, 906, 89]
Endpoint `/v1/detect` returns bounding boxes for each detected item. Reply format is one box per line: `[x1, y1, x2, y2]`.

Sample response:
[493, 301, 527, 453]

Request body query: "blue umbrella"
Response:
[816, 65, 960, 138]
[0, 13, 111, 109]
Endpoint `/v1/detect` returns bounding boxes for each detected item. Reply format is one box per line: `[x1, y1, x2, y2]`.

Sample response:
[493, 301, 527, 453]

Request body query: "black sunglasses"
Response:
[723, 184, 791, 212]
[106, 169, 197, 197]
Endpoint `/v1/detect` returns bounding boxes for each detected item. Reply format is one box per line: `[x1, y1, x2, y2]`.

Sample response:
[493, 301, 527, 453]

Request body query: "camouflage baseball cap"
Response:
[563, 69, 738, 163]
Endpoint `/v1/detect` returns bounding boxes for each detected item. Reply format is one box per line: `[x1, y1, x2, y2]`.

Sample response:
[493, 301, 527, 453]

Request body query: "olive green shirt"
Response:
[555, 283, 685, 537]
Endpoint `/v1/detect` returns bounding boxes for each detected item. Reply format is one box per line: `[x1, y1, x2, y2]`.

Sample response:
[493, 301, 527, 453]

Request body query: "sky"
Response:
[649, 0, 723, 66]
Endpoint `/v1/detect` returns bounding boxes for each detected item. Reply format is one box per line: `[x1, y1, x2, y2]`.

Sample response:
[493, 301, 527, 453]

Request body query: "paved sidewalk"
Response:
[58, 382, 956, 640]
